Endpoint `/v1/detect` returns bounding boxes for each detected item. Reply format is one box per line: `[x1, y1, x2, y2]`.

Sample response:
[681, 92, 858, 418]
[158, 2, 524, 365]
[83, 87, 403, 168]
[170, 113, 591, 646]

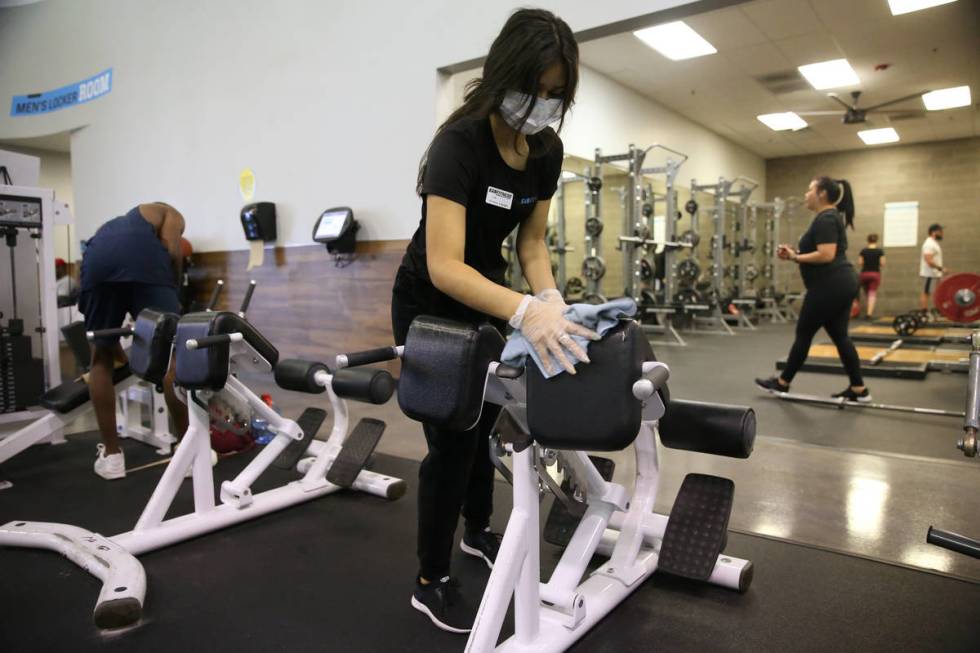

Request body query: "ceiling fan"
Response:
[797, 90, 928, 124]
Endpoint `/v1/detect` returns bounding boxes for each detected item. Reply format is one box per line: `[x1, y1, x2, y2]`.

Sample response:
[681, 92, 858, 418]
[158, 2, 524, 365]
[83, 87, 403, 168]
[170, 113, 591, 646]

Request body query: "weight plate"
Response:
[676, 258, 701, 282]
[585, 217, 603, 237]
[640, 258, 654, 280]
[744, 264, 759, 281]
[685, 199, 698, 215]
[892, 314, 917, 336]
[641, 203, 654, 218]
[678, 230, 700, 248]
[935, 273, 980, 323]
[564, 277, 584, 296]
[587, 176, 603, 192]
[673, 289, 701, 306]
[581, 256, 607, 281]
[582, 292, 607, 305]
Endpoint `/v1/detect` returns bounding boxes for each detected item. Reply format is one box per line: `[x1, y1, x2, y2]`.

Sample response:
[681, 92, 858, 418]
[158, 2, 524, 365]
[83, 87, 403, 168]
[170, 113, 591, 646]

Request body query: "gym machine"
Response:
[579, 159, 606, 304]
[340, 315, 757, 652]
[0, 284, 406, 628]
[0, 185, 73, 418]
[752, 199, 794, 323]
[687, 176, 757, 335]
[549, 172, 578, 296]
[927, 330, 980, 559]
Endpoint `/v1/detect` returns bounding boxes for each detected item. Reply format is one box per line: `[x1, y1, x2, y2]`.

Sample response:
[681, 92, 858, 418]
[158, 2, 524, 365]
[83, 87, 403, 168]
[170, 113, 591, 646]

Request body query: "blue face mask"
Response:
[499, 90, 563, 134]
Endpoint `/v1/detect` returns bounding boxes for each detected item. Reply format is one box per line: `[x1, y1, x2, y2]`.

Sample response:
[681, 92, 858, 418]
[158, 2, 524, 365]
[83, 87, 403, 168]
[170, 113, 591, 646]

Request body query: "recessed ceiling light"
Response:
[857, 127, 900, 145]
[922, 85, 971, 110]
[798, 59, 860, 90]
[757, 112, 808, 131]
[888, 0, 957, 16]
[633, 21, 717, 61]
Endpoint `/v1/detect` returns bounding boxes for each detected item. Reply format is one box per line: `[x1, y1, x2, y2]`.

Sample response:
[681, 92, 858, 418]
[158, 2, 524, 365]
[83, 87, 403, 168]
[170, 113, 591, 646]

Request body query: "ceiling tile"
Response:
[739, 0, 821, 40]
[773, 32, 846, 67]
[685, 7, 770, 51]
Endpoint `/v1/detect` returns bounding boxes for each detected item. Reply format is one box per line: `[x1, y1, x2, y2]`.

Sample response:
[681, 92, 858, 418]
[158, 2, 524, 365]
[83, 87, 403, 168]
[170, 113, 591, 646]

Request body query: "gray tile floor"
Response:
[3, 321, 978, 583]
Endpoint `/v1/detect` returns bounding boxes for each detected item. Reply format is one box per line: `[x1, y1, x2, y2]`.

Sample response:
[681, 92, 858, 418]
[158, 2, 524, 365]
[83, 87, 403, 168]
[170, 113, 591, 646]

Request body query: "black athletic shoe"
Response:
[460, 527, 501, 569]
[411, 576, 475, 634]
[755, 376, 789, 393]
[832, 387, 871, 403]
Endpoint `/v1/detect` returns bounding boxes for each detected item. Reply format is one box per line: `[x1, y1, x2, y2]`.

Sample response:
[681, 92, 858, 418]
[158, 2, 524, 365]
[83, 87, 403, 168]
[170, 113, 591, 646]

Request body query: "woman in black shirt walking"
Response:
[392, 9, 597, 634]
[858, 234, 885, 319]
[756, 177, 869, 402]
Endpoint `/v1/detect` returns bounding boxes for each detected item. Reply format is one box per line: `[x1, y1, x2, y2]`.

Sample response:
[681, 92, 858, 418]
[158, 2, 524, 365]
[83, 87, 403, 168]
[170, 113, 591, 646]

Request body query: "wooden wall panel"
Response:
[190, 241, 408, 374]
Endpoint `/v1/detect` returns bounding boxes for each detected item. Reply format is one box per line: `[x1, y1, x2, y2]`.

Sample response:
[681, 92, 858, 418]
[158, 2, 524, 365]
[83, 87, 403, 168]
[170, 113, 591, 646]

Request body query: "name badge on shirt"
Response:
[485, 186, 514, 210]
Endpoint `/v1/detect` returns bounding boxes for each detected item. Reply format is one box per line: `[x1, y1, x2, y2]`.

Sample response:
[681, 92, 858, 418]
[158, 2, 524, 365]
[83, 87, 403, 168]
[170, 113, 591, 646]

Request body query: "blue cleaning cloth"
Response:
[501, 298, 637, 379]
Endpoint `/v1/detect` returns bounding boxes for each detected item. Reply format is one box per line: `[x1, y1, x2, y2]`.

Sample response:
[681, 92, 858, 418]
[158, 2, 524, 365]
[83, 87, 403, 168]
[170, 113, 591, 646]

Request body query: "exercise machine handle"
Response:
[336, 346, 402, 369]
[927, 526, 980, 560]
[186, 332, 243, 350]
[87, 327, 133, 340]
[206, 280, 225, 311]
[238, 280, 257, 317]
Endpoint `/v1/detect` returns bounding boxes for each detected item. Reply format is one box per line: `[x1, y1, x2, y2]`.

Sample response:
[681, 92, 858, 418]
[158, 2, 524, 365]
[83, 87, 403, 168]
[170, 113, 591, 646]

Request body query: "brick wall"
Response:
[765, 136, 980, 315]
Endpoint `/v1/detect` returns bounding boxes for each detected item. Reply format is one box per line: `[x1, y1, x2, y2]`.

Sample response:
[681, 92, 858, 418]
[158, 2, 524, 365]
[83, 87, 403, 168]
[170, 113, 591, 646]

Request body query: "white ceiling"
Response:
[579, 0, 980, 158]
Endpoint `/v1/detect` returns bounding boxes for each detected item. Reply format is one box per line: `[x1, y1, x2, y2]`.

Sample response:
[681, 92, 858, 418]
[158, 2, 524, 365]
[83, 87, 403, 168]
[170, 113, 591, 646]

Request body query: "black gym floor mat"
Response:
[0, 433, 978, 652]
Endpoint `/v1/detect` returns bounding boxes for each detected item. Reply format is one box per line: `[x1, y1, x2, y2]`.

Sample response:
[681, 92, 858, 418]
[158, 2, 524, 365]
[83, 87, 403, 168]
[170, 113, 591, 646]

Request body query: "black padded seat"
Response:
[526, 319, 655, 452]
[39, 365, 132, 413]
[398, 316, 505, 431]
[175, 311, 279, 391]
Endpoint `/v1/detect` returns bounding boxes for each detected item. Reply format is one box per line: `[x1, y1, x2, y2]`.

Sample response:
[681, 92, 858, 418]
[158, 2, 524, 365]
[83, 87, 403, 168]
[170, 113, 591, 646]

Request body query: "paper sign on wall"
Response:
[239, 168, 255, 202]
[883, 201, 918, 247]
[653, 216, 666, 253]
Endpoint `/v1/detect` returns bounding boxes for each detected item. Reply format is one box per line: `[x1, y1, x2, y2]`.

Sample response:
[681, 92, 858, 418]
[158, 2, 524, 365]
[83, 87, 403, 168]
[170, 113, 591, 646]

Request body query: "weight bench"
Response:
[0, 292, 405, 629]
[0, 309, 179, 487]
[342, 316, 757, 652]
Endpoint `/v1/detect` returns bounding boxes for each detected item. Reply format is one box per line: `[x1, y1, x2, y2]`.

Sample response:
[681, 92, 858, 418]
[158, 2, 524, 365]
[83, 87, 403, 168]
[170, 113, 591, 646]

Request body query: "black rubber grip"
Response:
[927, 526, 980, 560]
[239, 280, 257, 315]
[658, 399, 756, 459]
[190, 334, 234, 349]
[207, 281, 224, 310]
[87, 327, 133, 340]
[274, 359, 328, 394]
[332, 367, 395, 404]
[496, 364, 524, 379]
[341, 346, 399, 368]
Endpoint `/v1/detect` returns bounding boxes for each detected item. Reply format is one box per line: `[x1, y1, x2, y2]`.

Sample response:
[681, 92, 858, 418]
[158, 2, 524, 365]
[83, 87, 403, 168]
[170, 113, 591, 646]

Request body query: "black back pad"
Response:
[527, 319, 650, 451]
[129, 309, 178, 385]
[175, 311, 280, 391]
[398, 316, 504, 432]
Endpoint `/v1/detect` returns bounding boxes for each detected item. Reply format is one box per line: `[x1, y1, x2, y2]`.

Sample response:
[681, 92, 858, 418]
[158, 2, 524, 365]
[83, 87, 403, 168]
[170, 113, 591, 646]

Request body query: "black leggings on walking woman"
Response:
[781, 271, 864, 388]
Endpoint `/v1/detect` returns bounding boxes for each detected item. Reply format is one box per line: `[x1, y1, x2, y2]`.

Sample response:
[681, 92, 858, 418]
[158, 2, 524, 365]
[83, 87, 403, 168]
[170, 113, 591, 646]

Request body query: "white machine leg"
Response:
[0, 412, 65, 465]
[0, 520, 146, 628]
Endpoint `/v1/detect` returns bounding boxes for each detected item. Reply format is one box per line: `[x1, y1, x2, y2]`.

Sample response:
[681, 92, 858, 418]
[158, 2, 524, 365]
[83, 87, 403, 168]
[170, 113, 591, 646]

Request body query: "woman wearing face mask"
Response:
[755, 177, 869, 402]
[391, 8, 595, 634]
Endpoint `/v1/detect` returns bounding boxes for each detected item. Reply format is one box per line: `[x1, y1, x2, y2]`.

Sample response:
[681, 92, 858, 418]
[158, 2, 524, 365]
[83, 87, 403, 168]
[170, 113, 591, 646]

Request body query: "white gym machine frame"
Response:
[465, 360, 750, 652]
[0, 328, 404, 627]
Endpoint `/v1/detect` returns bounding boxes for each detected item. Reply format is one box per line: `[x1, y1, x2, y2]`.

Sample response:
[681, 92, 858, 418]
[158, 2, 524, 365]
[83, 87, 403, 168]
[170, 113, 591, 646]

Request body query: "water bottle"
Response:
[251, 416, 274, 445]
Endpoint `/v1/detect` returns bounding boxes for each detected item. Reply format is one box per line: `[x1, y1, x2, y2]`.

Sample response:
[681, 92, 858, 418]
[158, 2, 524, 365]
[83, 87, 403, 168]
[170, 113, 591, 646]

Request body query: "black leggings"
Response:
[781, 274, 864, 388]
[391, 282, 499, 581]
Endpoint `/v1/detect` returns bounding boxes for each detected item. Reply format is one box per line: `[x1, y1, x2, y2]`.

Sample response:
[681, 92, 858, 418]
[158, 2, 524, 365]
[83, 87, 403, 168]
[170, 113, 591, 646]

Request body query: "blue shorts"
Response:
[79, 282, 180, 346]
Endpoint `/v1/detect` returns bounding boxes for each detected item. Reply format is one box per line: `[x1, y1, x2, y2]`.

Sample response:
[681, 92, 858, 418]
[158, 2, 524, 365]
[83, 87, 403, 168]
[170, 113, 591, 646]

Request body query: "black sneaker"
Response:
[411, 576, 475, 634]
[460, 527, 501, 569]
[755, 376, 789, 393]
[832, 387, 871, 403]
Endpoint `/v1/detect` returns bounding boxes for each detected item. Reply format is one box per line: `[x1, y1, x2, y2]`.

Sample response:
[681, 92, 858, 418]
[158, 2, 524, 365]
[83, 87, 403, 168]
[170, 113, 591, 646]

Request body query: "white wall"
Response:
[443, 64, 766, 196]
[0, 0, 701, 251]
[0, 145, 75, 259]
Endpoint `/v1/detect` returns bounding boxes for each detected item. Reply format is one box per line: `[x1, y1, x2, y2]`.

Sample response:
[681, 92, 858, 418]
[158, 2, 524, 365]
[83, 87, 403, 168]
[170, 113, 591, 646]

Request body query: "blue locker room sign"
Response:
[10, 69, 113, 116]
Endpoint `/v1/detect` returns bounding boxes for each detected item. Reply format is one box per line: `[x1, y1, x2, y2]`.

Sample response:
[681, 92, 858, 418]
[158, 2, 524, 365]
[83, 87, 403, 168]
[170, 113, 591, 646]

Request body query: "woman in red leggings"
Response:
[858, 233, 885, 319]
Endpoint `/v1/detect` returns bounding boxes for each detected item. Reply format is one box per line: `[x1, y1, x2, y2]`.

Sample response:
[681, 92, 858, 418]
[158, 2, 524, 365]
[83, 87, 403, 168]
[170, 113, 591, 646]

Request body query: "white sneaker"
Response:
[185, 449, 219, 478]
[94, 444, 126, 480]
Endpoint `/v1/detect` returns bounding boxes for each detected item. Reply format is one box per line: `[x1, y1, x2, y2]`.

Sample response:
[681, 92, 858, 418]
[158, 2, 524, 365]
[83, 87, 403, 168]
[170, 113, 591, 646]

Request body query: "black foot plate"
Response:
[543, 456, 615, 548]
[273, 407, 327, 470]
[658, 473, 734, 581]
[326, 418, 386, 488]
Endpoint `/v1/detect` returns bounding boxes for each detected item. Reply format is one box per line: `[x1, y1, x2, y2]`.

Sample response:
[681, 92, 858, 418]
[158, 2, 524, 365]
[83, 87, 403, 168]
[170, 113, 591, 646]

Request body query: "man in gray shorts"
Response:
[919, 223, 945, 311]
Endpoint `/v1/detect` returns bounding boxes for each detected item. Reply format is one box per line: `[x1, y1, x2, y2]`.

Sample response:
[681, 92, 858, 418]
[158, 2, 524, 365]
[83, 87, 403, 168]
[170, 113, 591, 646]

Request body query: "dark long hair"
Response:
[417, 8, 578, 193]
[813, 176, 855, 229]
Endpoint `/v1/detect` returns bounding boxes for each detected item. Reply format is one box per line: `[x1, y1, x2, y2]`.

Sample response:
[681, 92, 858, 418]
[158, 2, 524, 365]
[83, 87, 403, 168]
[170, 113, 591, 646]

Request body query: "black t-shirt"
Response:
[396, 117, 563, 318]
[797, 208, 853, 288]
[859, 247, 883, 273]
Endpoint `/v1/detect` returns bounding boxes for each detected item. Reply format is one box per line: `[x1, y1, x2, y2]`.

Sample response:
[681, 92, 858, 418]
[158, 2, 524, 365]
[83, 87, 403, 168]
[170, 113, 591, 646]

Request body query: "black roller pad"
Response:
[326, 418, 386, 488]
[658, 473, 734, 581]
[272, 407, 327, 470]
[543, 456, 615, 548]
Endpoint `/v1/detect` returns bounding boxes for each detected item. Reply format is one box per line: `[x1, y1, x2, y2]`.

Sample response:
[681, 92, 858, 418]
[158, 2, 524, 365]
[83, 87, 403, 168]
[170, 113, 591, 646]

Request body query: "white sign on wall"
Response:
[882, 201, 919, 247]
